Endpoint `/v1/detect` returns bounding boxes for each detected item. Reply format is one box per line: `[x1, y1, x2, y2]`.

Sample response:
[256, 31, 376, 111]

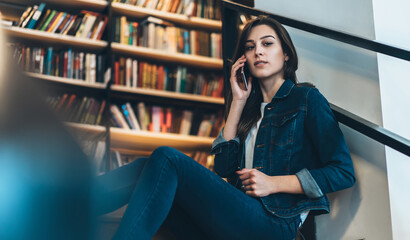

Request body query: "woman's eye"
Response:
[263, 42, 273, 46]
[244, 45, 254, 51]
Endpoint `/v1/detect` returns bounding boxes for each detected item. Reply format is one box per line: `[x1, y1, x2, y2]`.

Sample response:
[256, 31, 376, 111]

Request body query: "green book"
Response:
[39, 10, 56, 31]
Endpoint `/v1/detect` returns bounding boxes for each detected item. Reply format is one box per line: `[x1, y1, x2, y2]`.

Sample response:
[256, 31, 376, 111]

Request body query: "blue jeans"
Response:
[94, 147, 300, 239]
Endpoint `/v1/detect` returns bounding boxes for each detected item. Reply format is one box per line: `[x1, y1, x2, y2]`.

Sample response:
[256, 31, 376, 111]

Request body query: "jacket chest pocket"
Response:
[270, 111, 299, 146]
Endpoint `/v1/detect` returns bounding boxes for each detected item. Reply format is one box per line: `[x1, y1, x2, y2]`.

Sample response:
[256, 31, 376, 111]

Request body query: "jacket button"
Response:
[267, 107, 273, 110]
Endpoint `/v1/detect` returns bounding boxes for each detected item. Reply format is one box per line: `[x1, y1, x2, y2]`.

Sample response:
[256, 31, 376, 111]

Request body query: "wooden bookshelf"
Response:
[111, 85, 224, 105]
[110, 127, 214, 152]
[45, 0, 108, 10]
[66, 122, 107, 139]
[25, 72, 107, 90]
[66, 123, 214, 152]
[111, 2, 221, 32]
[111, 43, 223, 69]
[5, 0, 108, 10]
[8, 0, 224, 157]
[4, 27, 108, 50]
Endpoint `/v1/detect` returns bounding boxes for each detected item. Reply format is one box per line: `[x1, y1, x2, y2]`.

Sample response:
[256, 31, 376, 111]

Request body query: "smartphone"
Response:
[237, 64, 249, 90]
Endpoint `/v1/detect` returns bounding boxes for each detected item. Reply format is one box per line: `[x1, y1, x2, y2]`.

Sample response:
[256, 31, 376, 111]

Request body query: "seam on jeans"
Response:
[126, 156, 170, 239]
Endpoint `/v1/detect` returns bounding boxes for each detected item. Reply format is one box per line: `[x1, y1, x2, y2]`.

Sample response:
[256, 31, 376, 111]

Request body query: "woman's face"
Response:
[244, 24, 288, 81]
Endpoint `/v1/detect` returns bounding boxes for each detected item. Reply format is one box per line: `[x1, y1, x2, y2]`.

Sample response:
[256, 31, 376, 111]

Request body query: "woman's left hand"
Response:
[236, 168, 278, 197]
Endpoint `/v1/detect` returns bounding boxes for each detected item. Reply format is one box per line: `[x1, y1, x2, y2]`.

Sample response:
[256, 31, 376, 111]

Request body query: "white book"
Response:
[175, 66, 182, 93]
[125, 58, 132, 87]
[90, 54, 97, 83]
[114, 151, 123, 167]
[79, 52, 84, 80]
[148, 22, 155, 49]
[110, 105, 130, 129]
[151, 106, 161, 133]
[92, 20, 105, 40]
[94, 141, 106, 174]
[179, 110, 193, 135]
[81, 15, 97, 38]
[132, 59, 138, 88]
[125, 102, 141, 131]
[104, 67, 111, 84]
[85, 53, 90, 82]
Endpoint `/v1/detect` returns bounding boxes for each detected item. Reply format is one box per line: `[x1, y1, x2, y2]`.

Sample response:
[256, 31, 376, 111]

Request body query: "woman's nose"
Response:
[254, 45, 263, 56]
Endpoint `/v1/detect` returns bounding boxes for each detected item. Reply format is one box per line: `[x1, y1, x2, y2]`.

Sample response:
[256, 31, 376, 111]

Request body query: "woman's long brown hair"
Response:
[225, 16, 301, 142]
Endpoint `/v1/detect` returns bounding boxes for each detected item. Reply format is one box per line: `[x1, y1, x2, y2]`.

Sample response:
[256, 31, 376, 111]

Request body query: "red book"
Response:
[157, 65, 164, 90]
[64, 94, 76, 111]
[201, 80, 208, 96]
[96, 16, 109, 40]
[138, 62, 144, 88]
[63, 51, 68, 78]
[55, 93, 69, 112]
[114, 61, 119, 85]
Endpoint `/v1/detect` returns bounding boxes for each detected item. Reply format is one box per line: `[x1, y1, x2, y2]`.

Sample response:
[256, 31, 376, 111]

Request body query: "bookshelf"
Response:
[110, 127, 214, 152]
[4, 0, 224, 171]
[111, 43, 223, 69]
[111, 85, 224, 105]
[111, 2, 222, 31]
[4, 26, 108, 50]
[66, 122, 213, 153]
[25, 72, 107, 90]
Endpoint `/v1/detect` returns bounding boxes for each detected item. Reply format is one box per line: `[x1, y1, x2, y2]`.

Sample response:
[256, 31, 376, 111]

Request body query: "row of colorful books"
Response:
[112, 0, 221, 20]
[13, 44, 106, 83]
[115, 16, 222, 58]
[110, 101, 223, 137]
[114, 57, 224, 97]
[46, 92, 223, 137]
[16, 3, 108, 40]
[47, 94, 107, 126]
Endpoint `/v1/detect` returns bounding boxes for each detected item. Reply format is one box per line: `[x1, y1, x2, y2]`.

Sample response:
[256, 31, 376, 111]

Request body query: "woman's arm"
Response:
[237, 169, 304, 197]
[297, 88, 355, 197]
[211, 55, 251, 177]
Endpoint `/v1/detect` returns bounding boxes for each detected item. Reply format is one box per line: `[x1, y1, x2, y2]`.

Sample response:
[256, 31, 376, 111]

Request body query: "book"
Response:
[110, 105, 130, 129]
[26, 3, 46, 29]
[137, 102, 147, 130]
[21, 5, 38, 28]
[17, 6, 33, 27]
[124, 103, 141, 131]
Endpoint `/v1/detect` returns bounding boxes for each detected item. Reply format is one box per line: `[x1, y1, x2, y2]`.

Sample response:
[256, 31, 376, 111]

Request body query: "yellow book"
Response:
[151, 64, 157, 89]
[47, 12, 64, 32]
[120, 16, 128, 44]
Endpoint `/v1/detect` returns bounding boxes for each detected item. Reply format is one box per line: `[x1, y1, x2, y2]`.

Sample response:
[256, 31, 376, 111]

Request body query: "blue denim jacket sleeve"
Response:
[210, 128, 241, 178]
[296, 89, 356, 198]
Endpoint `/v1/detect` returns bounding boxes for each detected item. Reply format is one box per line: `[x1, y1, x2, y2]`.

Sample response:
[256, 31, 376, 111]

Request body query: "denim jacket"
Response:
[211, 79, 355, 218]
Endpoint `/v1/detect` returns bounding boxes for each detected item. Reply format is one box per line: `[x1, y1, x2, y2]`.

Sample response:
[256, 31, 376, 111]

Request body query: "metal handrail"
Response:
[221, 0, 410, 157]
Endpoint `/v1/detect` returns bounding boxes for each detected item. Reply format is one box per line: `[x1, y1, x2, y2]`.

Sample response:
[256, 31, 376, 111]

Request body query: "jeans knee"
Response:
[152, 146, 177, 156]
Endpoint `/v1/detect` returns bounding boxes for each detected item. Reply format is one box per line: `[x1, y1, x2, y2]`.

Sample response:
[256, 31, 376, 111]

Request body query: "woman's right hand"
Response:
[230, 55, 252, 102]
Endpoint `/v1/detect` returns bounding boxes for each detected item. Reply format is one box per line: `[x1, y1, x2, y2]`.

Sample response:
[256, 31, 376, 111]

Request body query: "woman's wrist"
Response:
[270, 175, 304, 195]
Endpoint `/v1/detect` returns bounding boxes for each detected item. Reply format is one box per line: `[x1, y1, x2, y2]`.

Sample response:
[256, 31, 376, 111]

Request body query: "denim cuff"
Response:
[211, 128, 240, 150]
[296, 168, 324, 198]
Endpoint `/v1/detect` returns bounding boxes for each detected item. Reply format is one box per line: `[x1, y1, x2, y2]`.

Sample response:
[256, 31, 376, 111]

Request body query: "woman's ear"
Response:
[284, 53, 289, 62]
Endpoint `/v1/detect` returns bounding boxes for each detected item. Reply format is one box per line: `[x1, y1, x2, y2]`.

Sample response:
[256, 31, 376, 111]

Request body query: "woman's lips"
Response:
[254, 61, 267, 66]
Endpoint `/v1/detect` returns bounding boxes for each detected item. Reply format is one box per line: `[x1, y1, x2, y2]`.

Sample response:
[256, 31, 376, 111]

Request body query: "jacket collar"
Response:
[272, 79, 294, 100]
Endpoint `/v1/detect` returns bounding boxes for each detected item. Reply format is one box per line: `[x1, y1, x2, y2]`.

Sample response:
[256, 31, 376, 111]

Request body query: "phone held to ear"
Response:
[236, 65, 249, 90]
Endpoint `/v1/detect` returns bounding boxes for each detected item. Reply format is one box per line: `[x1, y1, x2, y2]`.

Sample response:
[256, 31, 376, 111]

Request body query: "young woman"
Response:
[95, 15, 355, 240]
